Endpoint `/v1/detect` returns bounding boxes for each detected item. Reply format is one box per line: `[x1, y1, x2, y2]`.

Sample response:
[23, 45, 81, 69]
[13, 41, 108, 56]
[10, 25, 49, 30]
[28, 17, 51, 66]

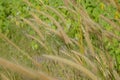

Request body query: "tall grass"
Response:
[0, 0, 120, 80]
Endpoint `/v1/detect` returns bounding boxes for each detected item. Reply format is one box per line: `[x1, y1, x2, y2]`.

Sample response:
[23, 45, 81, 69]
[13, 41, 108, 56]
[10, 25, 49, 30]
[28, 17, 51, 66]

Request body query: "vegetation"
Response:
[0, 0, 120, 80]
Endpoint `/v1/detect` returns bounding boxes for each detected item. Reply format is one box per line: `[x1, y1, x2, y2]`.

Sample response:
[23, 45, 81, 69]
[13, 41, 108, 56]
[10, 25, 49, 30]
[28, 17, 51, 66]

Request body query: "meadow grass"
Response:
[0, 0, 120, 80]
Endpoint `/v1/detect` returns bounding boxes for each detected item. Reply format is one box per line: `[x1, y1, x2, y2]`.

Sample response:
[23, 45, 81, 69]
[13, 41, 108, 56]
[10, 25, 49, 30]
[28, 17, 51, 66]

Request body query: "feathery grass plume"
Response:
[113, 70, 120, 80]
[61, 50, 83, 64]
[34, 11, 72, 44]
[58, 2, 84, 53]
[0, 32, 42, 68]
[63, 0, 69, 6]
[43, 55, 100, 80]
[23, 0, 72, 45]
[107, 0, 120, 12]
[113, 0, 120, 12]
[100, 0, 116, 7]
[23, 0, 45, 8]
[25, 34, 48, 50]
[100, 15, 120, 32]
[62, 49, 98, 73]
[79, 1, 120, 40]
[30, 12, 50, 28]
[21, 17, 45, 41]
[110, 0, 117, 7]
[0, 73, 10, 80]
[45, 6, 67, 26]
[0, 0, 120, 80]
[25, 0, 119, 77]
[0, 57, 57, 80]
[31, 0, 83, 53]
[29, 12, 61, 38]
[71, 50, 98, 72]
[83, 24, 96, 56]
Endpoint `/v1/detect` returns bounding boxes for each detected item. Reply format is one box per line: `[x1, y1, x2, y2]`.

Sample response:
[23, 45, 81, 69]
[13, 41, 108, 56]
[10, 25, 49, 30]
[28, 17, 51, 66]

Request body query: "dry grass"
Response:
[0, 0, 120, 80]
[0, 57, 56, 80]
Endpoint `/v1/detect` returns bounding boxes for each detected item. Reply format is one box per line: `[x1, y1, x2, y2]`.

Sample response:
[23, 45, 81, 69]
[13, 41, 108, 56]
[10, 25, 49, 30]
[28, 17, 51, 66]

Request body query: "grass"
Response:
[0, 0, 120, 80]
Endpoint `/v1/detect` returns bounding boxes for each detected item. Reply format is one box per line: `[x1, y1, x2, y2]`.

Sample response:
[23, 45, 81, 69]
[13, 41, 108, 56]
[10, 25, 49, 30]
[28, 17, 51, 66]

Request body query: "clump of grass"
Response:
[0, 0, 120, 80]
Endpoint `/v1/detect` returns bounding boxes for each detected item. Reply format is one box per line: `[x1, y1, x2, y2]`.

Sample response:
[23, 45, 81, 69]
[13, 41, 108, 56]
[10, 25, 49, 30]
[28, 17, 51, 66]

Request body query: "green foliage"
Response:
[80, 0, 120, 71]
[0, 0, 120, 80]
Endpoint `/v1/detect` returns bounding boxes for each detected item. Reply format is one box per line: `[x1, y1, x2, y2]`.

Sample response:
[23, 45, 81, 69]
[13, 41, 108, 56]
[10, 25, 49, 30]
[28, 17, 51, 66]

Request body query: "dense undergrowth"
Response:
[0, 0, 120, 80]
